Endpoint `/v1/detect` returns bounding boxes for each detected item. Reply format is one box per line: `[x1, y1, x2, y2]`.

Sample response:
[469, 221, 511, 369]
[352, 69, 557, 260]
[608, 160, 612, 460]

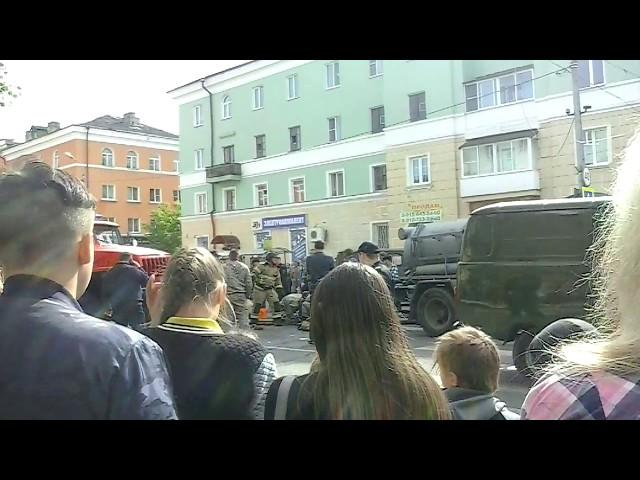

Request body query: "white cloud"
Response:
[0, 60, 248, 142]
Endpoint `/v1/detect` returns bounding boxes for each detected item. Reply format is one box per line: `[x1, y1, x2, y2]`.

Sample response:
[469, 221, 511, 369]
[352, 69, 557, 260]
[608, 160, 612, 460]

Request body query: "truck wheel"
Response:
[416, 289, 456, 337]
[513, 331, 535, 377]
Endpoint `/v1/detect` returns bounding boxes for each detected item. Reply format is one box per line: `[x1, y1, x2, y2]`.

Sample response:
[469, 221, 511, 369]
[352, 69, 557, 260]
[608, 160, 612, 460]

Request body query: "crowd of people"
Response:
[1, 130, 640, 420]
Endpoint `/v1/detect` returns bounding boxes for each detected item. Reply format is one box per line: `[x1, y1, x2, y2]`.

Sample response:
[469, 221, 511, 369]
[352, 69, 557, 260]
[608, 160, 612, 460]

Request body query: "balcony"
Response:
[460, 169, 540, 198]
[206, 162, 242, 183]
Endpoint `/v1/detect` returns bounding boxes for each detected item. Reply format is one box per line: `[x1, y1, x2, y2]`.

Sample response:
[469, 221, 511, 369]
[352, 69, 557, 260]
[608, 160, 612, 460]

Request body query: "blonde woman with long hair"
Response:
[145, 247, 277, 420]
[264, 262, 450, 420]
[522, 132, 640, 420]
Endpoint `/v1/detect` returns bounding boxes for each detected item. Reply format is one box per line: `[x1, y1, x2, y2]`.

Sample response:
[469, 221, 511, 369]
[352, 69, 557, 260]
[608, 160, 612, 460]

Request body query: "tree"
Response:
[0, 63, 20, 108]
[144, 204, 182, 254]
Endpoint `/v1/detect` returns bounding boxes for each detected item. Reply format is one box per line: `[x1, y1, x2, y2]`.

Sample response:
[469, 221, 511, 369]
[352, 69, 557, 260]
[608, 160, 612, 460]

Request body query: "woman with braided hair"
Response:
[144, 247, 277, 420]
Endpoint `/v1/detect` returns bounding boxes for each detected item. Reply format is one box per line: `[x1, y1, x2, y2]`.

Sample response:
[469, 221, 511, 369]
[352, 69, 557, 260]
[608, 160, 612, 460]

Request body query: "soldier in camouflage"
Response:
[222, 250, 253, 329]
[253, 252, 283, 324]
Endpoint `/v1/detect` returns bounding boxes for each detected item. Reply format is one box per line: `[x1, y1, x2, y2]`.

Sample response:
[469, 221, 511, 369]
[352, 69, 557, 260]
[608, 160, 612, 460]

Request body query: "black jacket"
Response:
[0, 275, 177, 420]
[103, 261, 149, 311]
[444, 388, 519, 420]
[264, 374, 329, 420]
[305, 252, 335, 291]
[373, 261, 394, 292]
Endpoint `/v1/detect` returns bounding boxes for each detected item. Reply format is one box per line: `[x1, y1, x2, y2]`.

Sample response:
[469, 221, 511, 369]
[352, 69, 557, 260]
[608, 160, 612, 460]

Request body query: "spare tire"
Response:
[416, 288, 456, 337]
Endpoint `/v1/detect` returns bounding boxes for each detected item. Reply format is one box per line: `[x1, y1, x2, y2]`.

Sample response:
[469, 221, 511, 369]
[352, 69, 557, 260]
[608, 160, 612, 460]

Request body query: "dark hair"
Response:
[381, 253, 393, 262]
[251, 258, 260, 265]
[119, 252, 132, 263]
[0, 160, 96, 269]
[314, 240, 325, 250]
[308, 263, 450, 420]
[229, 250, 239, 261]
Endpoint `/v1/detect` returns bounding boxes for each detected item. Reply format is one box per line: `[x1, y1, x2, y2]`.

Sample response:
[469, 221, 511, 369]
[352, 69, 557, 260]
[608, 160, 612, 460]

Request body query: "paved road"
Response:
[254, 323, 532, 414]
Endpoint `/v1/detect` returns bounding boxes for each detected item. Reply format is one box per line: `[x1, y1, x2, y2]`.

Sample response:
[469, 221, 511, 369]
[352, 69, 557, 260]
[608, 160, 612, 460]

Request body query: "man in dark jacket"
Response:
[103, 252, 149, 330]
[357, 241, 394, 293]
[300, 241, 335, 332]
[0, 161, 177, 420]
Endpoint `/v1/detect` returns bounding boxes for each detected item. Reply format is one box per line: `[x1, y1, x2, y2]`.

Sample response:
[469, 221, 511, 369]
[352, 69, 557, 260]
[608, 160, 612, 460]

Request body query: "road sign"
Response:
[582, 187, 595, 198]
[582, 167, 592, 187]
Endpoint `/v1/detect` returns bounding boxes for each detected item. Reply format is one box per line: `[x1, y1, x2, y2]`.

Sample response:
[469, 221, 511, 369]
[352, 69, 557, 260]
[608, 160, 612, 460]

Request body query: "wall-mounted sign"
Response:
[400, 202, 443, 224]
[251, 219, 263, 231]
[261, 214, 306, 229]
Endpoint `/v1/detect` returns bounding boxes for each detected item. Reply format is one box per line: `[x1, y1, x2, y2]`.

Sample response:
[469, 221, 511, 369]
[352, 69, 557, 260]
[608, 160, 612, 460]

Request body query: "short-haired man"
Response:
[102, 252, 149, 330]
[0, 161, 177, 419]
[299, 241, 335, 332]
[253, 252, 283, 324]
[357, 241, 394, 293]
[223, 250, 253, 329]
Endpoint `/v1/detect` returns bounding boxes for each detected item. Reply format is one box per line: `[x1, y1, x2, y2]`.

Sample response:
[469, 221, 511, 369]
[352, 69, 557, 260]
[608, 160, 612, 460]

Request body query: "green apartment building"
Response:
[169, 60, 640, 260]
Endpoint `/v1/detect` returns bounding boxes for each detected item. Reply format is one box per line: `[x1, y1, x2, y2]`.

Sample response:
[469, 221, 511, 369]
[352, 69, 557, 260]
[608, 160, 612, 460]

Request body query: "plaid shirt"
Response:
[390, 265, 399, 283]
[521, 371, 640, 420]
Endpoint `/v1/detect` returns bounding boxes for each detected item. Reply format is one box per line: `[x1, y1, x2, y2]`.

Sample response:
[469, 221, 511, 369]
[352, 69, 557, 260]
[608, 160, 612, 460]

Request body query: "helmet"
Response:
[266, 252, 275, 262]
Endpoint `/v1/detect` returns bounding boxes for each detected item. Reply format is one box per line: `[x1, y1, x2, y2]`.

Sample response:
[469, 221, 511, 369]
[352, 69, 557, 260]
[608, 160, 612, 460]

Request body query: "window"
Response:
[465, 69, 533, 112]
[126, 151, 139, 169]
[462, 138, 531, 177]
[224, 188, 236, 211]
[193, 105, 203, 127]
[174, 159, 180, 172]
[372, 165, 387, 191]
[195, 149, 204, 170]
[578, 60, 605, 89]
[53, 150, 60, 169]
[223, 145, 235, 164]
[127, 218, 140, 234]
[328, 171, 345, 197]
[255, 134, 266, 158]
[291, 178, 305, 203]
[127, 186, 140, 202]
[372, 222, 390, 249]
[287, 74, 299, 100]
[173, 190, 180, 202]
[196, 235, 209, 249]
[289, 126, 301, 151]
[584, 127, 610, 166]
[369, 60, 383, 77]
[101, 148, 114, 167]
[252, 86, 264, 110]
[149, 188, 161, 203]
[221, 95, 231, 119]
[195, 192, 208, 214]
[106, 217, 116, 223]
[408, 155, 431, 186]
[101, 184, 116, 201]
[328, 116, 341, 142]
[371, 106, 385, 133]
[255, 183, 269, 207]
[409, 92, 426, 122]
[326, 61, 340, 89]
[149, 156, 160, 171]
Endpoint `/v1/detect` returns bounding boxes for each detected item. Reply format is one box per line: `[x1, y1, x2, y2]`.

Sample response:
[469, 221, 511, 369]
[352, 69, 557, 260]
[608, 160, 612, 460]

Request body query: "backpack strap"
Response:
[274, 376, 296, 420]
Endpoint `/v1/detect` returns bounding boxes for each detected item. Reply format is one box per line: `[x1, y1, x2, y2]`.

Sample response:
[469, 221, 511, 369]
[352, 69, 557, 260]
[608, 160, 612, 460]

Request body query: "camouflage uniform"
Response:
[223, 259, 253, 329]
[253, 261, 283, 315]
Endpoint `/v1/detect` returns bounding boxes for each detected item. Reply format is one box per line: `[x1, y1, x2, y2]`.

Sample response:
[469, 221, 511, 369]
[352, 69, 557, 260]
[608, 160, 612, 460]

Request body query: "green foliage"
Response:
[144, 203, 182, 254]
[0, 63, 21, 108]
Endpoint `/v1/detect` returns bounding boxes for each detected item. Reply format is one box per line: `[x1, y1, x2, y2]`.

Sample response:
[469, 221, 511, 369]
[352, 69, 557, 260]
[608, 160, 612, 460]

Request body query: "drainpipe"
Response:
[85, 126, 90, 189]
[200, 79, 216, 238]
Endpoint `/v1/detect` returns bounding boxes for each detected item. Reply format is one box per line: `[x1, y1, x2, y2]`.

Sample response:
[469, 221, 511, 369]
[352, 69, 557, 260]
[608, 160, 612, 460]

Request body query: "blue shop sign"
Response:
[262, 214, 307, 229]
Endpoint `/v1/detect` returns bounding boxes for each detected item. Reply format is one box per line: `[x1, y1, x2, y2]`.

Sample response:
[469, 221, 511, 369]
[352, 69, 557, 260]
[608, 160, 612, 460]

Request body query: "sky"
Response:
[0, 60, 249, 142]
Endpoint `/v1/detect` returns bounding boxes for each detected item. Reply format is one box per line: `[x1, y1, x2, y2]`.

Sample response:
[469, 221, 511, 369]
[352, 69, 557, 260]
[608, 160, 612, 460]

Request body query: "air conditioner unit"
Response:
[309, 227, 327, 243]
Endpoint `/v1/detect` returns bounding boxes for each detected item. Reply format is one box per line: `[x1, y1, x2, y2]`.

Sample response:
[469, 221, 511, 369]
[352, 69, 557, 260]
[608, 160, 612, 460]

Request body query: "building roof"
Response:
[167, 60, 257, 93]
[79, 115, 178, 139]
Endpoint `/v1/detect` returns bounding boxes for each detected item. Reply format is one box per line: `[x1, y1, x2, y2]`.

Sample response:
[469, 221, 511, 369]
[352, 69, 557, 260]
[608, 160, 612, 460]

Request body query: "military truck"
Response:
[396, 219, 468, 336]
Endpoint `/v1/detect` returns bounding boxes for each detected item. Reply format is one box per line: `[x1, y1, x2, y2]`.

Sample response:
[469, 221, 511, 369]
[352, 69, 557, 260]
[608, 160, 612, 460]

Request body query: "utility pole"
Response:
[570, 60, 586, 190]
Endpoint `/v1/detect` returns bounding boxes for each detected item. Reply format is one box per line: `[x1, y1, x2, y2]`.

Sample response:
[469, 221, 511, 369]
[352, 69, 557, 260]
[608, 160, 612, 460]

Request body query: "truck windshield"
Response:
[94, 224, 125, 245]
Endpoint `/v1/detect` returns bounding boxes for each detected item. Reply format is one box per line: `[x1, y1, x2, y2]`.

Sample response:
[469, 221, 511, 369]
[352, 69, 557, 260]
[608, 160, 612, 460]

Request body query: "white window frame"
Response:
[149, 155, 161, 171]
[221, 95, 231, 119]
[106, 217, 116, 223]
[174, 159, 180, 173]
[127, 186, 140, 203]
[370, 163, 387, 192]
[406, 154, 432, 186]
[252, 86, 264, 110]
[53, 150, 60, 169]
[126, 151, 139, 170]
[464, 68, 535, 112]
[193, 105, 203, 127]
[101, 184, 116, 201]
[581, 125, 612, 167]
[254, 230, 272, 251]
[195, 192, 208, 215]
[289, 176, 306, 203]
[195, 235, 210, 249]
[287, 74, 299, 100]
[127, 218, 141, 234]
[149, 188, 162, 204]
[328, 116, 341, 143]
[370, 221, 390, 249]
[578, 60, 606, 89]
[173, 190, 180, 203]
[194, 148, 204, 170]
[254, 182, 269, 207]
[101, 148, 114, 167]
[369, 60, 383, 78]
[222, 187, 237, 212]
[326, 169, 346, 198]
[325, 61, 341, 89]
[461, 137, 533, 178]
[255, 134, 266, 158]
